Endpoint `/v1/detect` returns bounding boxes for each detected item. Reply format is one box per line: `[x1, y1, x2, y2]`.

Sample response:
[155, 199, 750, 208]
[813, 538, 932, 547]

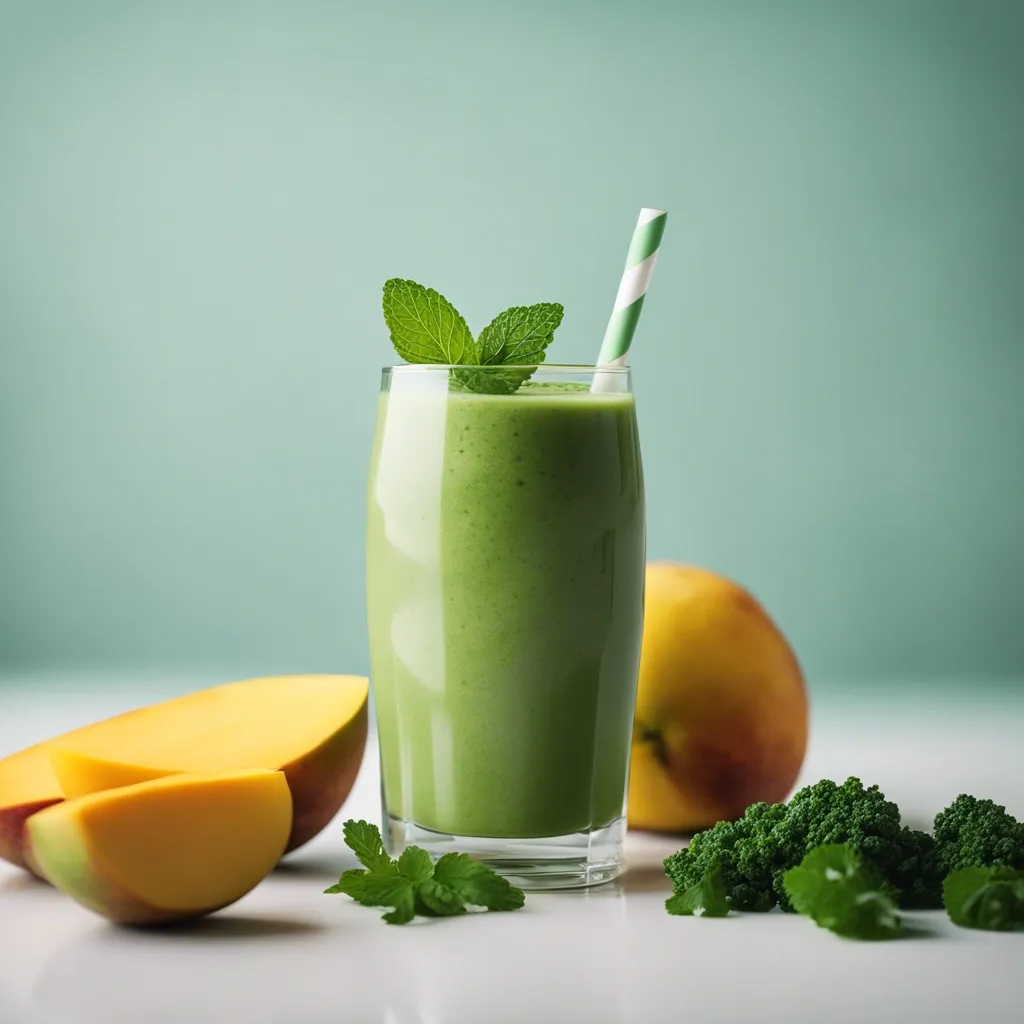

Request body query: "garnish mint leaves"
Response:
[943, 866, 1024, 931]
[476, 302, 564, 366]
[382, 279, 564, 394]
[783, 843, 903, 940]
[382, 279, 474, 365]
[666, 862, 730, 918]
[324, 820, 526, 925]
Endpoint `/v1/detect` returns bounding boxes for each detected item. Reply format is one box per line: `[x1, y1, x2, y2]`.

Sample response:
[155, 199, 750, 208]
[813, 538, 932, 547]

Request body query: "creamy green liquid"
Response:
[367, 380, 645, 838]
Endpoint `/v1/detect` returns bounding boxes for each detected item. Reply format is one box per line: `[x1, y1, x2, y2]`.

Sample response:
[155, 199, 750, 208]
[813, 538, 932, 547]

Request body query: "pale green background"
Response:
[0, 0, 1022, 687]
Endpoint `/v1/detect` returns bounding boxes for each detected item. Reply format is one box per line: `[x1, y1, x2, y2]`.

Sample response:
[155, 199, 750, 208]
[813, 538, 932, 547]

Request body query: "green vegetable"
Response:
[942, 866, 1024, 931]
[664, 777, 944, 913]
[324, 820, 525, 924]
[770, 779, 943, 910]
[783, 843, 903, 940]
[664, 801, 786, 913]
[382, 279, 564, 394]
[932, 795, 1024, 877]
[665, 862, 730, 917]
[887, 825, 945, 909]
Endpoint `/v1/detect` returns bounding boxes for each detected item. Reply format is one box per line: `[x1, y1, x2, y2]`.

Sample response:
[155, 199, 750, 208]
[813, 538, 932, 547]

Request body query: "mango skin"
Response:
[1, 798, 58, 876]
[0, 674, 368, 874]
[627, 563, 808, 833]
[268, 704, 366, 853]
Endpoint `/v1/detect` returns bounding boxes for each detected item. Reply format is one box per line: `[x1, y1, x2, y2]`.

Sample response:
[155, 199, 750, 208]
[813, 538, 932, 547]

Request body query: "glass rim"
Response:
[381, 363, 630, 373]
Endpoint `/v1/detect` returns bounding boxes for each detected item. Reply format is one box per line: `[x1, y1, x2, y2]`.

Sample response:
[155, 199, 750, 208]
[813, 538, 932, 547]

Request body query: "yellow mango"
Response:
[28, 770, 292, 924]
[628, 563, 808, 832]
[0, 674, 368, 873]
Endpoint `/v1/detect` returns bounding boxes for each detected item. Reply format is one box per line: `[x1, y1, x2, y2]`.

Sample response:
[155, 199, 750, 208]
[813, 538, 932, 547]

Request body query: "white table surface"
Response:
[1, 679, 1023, 1023]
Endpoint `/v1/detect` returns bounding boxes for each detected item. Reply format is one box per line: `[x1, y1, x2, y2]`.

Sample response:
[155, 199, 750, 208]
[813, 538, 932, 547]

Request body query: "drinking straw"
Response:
[596, 207, 668, 368]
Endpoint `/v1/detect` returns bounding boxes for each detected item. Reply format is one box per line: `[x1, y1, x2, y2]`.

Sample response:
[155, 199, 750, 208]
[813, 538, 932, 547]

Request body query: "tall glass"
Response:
[366, 365, 645, 888]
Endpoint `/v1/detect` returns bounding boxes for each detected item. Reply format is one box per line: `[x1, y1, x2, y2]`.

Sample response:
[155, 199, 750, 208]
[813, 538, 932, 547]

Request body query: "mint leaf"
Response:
[382, 888, 417, 925]
[328, 820, 416, 924]
[324, 868, 416, 924]
[449, 302, 564, 395]
[476, 302, 564, 366]
[382, 279, 474, 364]
[326, 820, 526, 924]
[381, 280, 566, 394]
[342, 820, 394, 873]
[462, 302, 564, 394]
[666, 863, 730, 917]
[323, 870, 361, 898]
[397, 846, 434, 885]
[783, 843, 902, 940]
[416, 878, 468, 917]
[448, 367, 528, 396]
[432, 852, 526, 911]
[943, 866, 1024, 931]
[325, 869, 404, 905]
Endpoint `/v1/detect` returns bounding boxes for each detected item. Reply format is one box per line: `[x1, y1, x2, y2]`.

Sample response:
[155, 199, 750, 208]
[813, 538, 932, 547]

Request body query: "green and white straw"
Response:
[596, 207, 668, 367]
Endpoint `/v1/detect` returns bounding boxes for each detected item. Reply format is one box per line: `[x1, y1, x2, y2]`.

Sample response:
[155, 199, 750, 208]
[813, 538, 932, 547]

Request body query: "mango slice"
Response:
[51, 749, 180, 796]
[27, 770, 292, 924]
[0, 674, 368, 873]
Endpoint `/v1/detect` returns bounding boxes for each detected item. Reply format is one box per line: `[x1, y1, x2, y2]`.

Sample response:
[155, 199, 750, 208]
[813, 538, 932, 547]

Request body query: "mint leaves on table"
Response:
[783, 843, 903, 940]
[340, 817, 392, 871]
[324, 820, 526, 925]
[665, 862, 730, 918]
[382, 279, 564, 394]
[943, 866, 1024, 931]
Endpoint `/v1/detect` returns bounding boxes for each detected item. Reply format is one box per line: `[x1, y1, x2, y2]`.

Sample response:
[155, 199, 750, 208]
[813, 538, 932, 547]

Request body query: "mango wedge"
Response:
[51, 749, 180, 796]
[28, 770, 292, 924]
[0, 674, 368, 873]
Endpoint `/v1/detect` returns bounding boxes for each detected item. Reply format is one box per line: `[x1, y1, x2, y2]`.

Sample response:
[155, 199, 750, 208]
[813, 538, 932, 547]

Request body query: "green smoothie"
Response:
[367, 376, 645, 839]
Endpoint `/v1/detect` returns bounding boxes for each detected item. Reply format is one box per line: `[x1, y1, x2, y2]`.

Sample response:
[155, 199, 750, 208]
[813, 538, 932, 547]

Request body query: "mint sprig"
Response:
[382, 279, 564, 394]
[324, 820, 526, 925]
[783, 843, 903, 940]
[943, 866, 1024, 931]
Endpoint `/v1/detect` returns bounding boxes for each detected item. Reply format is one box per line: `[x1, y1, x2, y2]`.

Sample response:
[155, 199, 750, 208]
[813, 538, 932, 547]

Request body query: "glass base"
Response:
[384, 814, 625, 891]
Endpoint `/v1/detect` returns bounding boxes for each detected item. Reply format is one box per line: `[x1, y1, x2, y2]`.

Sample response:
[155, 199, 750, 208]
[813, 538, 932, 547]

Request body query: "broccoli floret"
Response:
[890, 827, 944, 909]
[766, 778, 944, 910]
[933, 795, 1024, 876]
[664, 777, 945, 912]
[664, 801, 787, 912]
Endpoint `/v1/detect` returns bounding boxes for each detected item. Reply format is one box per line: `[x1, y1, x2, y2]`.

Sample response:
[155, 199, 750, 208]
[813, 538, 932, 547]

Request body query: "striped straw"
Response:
[596, 208, 668, 366]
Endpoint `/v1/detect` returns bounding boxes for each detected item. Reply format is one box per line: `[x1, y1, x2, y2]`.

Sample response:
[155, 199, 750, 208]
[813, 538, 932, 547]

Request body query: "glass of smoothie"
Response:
[366, 364, 645, 888]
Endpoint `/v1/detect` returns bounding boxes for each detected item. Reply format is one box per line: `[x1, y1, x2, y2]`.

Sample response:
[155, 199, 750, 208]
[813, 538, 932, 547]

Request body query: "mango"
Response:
[0, 674, 368, 873]
[28, 769, 292, 924]
[628, 563, 808, 833]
